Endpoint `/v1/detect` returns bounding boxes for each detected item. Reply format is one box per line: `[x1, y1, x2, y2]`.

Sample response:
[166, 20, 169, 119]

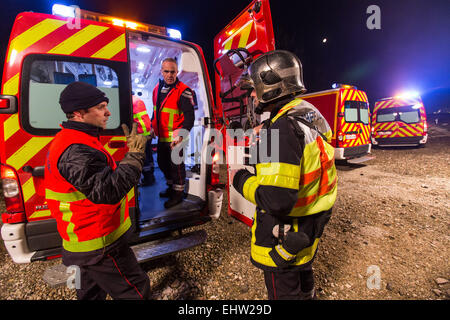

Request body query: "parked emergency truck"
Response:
[371, 94, 428, 147]
[300, 84, 372, 161]
[0, 4, 225, 265]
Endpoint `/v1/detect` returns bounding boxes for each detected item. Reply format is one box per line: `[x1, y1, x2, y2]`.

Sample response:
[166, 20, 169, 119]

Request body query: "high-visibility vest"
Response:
[242, 98, 337, 269]
[151, 81, 189, 142]
[44, 127, 130, 253]
[132, 96, 152, 136]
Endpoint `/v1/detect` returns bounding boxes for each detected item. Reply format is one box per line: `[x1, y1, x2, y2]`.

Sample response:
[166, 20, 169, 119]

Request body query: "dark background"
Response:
[1, 0, 449, 112]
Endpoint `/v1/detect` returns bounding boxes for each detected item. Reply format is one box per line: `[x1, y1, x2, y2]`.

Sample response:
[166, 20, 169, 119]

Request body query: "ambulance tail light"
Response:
[337, 132, 344, 147]
[1, 164, 26, 223]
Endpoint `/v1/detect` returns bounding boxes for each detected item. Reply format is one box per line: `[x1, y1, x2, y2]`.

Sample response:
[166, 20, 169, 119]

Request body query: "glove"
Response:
[122, 123, 147, 153]
[269, 231, 311, 268]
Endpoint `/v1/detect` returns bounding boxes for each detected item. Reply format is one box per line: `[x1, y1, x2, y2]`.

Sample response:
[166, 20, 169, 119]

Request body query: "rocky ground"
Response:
[0, 124, 448, 300]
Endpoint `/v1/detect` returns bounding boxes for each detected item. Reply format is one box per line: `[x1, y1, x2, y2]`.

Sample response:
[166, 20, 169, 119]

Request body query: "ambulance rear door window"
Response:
[21, 55, 130, 136]
[344, 101, 369, 124]
[397, 106, 420, 124]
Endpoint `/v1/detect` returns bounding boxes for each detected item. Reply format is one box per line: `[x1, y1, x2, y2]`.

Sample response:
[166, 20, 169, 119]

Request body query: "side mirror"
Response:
[0, 95, 18, 114]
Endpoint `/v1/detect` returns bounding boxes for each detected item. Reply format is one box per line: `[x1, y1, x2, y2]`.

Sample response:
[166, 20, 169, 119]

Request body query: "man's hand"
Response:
[122, 123, 147, 153]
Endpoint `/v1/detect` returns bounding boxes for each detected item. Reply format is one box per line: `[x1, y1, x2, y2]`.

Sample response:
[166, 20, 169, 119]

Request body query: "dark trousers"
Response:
[157, 141, 185, 190]
[63, 234, 151, 300]
[143, 139, 154, 173]
[263, 267, 315, 300]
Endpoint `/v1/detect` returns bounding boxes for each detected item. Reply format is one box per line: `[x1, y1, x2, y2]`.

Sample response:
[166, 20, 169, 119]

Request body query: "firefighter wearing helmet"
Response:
[232, 50, 338, 300]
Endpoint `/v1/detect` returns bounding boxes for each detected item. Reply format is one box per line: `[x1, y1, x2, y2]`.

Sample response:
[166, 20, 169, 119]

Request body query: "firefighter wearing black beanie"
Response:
[59, 81, 109, 113]
[44, 81, 151, 300]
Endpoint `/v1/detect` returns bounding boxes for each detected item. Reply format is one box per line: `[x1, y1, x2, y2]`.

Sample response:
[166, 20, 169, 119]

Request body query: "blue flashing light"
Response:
[52, 4, 77, 18]
[167, 28, 182, 40]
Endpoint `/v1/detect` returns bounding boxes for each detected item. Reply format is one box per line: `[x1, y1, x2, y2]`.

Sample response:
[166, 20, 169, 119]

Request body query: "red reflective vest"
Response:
[151, 81, 189, 142]
[132, 96, 152, 136]
[44, 127, 130, 253]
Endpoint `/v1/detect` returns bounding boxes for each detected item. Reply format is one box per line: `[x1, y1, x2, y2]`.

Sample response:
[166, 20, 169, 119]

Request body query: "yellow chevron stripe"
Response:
[22, 177, 36, 202]
[4, 113, 20, 141]
[91, 33, 126, 59]
[2, 73, 19, 96]
[48, 24, 109, 55]
[238, 21, 253, 48]
[6, 137, 53, 170]
[399, 127, 414, 137]
[7, 18, 67, 63]
[29, 210, 52, 220]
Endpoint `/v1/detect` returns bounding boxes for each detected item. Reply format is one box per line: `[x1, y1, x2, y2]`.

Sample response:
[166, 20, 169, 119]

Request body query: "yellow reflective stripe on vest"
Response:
[63, 217, 131, 252]
[255, 162, 300, 190]
[46, 189, 87, 202]
[60, 202, 78, 242]
[133, 111, 150, 136]
[242, 175, 258, 205]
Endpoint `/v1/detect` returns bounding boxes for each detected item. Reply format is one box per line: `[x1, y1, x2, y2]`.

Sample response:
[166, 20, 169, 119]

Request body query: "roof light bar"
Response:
[167, 28, 182, 40]
[52, 4, 77, 18]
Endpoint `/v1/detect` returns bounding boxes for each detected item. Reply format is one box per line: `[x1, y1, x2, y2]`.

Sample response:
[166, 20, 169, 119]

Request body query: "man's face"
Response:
[76, 101, 111, 129]
[161, 61, 178, 85]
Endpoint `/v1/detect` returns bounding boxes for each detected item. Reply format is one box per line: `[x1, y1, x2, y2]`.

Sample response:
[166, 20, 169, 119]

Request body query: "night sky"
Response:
[1, 0, 449, 111]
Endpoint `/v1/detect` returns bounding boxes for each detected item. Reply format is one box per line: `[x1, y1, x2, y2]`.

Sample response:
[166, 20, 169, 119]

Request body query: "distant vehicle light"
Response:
[332, 83, 357, 90]
[395, 91, 420, 99]
[52, 4, 76, 18]
[103, 81, 112, 86]
[167, 28, 182, 40]
[138, 62, 145, 70]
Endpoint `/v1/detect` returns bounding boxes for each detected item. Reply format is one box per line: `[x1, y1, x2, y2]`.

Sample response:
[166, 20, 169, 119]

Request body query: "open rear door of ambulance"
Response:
[213, 0, 275, 226]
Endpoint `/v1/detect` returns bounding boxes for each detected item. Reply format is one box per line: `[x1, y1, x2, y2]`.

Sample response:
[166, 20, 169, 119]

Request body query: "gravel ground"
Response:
[0, 123, 449, 300]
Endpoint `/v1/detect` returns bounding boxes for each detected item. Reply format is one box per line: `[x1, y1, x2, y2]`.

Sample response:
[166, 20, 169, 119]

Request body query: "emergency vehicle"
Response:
[212, 1, 371, 225]
[299, 84, 372, 161]
[0, 4, 225, 266]
[371, 93, 428, 147]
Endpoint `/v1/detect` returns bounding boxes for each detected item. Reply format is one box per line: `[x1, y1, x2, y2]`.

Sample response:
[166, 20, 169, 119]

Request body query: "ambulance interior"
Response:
[127, 32, 212, 234]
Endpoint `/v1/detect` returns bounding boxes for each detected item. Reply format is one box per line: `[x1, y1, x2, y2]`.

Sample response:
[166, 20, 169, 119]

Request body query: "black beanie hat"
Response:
[59, 81, 109, 113]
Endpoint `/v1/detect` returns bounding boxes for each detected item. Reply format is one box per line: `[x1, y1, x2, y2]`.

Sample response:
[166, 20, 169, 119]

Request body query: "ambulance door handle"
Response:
[23, 165, 45, 177]
[108, 141, 126, 148]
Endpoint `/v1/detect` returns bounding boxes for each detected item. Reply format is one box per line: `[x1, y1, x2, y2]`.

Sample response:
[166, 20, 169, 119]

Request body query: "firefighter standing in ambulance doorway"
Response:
[152, 58, 196, 208]
[232, 50, 337, 300]
[45, 81, 151, 300]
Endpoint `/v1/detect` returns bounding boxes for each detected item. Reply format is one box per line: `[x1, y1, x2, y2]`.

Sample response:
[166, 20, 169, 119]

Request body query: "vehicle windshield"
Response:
[344, 100, 369, 125]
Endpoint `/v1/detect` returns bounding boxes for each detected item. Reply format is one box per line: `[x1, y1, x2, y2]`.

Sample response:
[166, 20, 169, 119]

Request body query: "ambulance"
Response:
[299, 84, 372, 161]
[212, 1, 371, 225]
[371, 93, 428, 147]
[0, 4, 226, 265]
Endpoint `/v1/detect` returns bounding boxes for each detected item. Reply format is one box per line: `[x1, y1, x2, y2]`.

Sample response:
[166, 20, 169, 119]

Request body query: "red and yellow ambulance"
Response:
[0, 4, 224, 264]
[371, 93, 428, 147]
[300, 84, 372, 161]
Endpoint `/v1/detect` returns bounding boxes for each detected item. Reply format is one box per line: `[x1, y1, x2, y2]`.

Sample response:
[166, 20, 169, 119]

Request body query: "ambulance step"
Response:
[347, 155, 375, 164]
[132, 229, 207, 264]
[42, 230, 207, 288]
